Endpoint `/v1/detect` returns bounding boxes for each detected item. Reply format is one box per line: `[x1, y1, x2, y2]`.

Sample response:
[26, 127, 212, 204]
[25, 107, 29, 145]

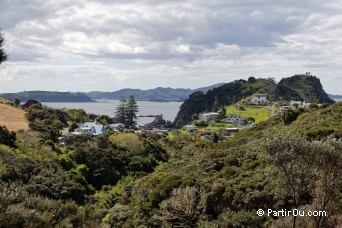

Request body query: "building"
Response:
[251, 94, 268, 104]
[277, 106, 291, 115]
[21, 99, 41, 109]
[183, 124, 198, 132]
[200, 112, 219, 122]
[302, 101, 311, 108]
[224, 114, 244, 125]
[73, 121, 108, 136]
[290, 100, 302, 108]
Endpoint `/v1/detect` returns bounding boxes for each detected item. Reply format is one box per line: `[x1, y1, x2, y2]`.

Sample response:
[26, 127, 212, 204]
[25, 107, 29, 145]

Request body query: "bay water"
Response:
[42, 100, 182, 126]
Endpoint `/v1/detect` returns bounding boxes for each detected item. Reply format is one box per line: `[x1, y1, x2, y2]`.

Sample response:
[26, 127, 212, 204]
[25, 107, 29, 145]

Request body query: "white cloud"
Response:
[0, 0, 342, 93]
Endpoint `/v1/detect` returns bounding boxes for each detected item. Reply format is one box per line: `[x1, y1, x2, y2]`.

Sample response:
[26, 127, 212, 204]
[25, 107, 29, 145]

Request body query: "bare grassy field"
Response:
[0, 103, 29, 131]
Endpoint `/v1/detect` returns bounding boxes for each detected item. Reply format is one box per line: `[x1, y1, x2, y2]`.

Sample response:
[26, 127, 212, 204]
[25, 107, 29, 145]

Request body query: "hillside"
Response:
[0, 101, 29, 131]
[278, 74, 334, 103]
[0, 91, 94, 102]
[0, 98, 340, 227]
[174, 75, 334, 127]
[85, 83, 225, 101]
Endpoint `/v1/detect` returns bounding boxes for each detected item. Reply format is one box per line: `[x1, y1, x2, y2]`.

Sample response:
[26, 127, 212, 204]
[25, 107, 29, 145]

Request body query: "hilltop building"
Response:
[200, 112, 219, 122]
[251, 94, 268, 104]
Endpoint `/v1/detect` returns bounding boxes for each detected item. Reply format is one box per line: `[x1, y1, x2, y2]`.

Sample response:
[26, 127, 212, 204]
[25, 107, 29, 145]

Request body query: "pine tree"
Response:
[125, 95, 139, 127]
[115, 97, 127, 124]
[0, 31, 8, 64]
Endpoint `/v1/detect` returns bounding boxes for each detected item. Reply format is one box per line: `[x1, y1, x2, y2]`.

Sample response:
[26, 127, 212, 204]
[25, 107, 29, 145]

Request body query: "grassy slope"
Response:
[225, 105, 270, 123]
[0, 100, 29, 131]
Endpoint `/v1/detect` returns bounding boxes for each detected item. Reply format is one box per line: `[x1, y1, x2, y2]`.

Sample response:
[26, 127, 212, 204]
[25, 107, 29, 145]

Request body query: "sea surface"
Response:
[42, 100, 182, 125]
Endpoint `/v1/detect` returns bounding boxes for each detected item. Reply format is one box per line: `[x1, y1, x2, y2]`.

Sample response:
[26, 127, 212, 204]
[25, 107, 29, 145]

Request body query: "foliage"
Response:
[159, 186, 204, 227]
[0, 102, 341, 227]
[0, 31, 7, 64]
[265, 135, 342, 227]
[26, 105, 68, 141]
[114, 96, 139, 127]
[0, 126, 16, 148]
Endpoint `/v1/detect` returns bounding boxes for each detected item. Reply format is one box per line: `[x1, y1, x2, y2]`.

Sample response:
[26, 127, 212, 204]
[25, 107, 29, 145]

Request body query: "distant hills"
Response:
[174, 74, 335, 127]
[0, 91, 94, 102]
[84, 83, 225, 101]
[0, 83, 225, 102]
[328, 94, 342, 100]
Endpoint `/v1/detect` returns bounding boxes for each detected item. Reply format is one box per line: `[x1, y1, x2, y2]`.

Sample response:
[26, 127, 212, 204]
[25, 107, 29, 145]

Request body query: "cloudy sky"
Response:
[0, 0, 341, 93]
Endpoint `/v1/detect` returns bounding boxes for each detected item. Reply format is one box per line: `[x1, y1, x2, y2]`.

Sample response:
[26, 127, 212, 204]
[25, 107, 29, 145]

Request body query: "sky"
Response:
[0, 0, 341, 94]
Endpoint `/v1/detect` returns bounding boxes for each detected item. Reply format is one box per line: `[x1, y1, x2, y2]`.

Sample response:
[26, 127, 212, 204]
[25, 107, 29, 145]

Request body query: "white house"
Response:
[302, 101, 311, 108]
[251, 94, 268, 104]
[290, 100, 302, 108]
[277, 106, 291, 115]
[200, 112, 219, 122]
[224, 114, 244, 125]
[183, 124, 198, 132]
[73, 121, 108, 136]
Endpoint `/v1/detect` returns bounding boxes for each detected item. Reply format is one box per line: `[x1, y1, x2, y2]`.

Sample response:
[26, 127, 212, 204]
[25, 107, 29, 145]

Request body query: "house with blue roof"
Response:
[73, 121, 109, 136]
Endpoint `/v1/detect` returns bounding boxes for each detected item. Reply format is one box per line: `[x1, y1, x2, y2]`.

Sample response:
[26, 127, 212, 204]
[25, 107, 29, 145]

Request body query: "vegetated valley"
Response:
[0, 76, 341, 228]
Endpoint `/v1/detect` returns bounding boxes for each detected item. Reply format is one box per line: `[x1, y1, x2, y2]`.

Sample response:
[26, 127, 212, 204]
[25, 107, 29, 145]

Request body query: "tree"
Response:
[114, 96, 139, 127]
[125, 95, 139, 127]
[0, 125, 16, 148]
[265, 135, 342, 228]
[159, 187, 203, 227]
[0, 31, 8, 64]
[13, 97, 20, 107]
[115, 97, 127, 124]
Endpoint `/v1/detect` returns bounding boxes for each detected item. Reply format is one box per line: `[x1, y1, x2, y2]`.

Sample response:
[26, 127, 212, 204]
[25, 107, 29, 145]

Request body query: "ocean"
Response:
[42, 100, 182, 125]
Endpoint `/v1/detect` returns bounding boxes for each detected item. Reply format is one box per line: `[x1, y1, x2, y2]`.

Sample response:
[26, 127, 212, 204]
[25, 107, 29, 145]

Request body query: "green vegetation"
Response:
[226, 105, 270, 123]
[278, 74, 334, 104]
[0, 30, 7, 64]
[114, 95, 139, 127]
[0, 93, 341, 227]
[174, 75, 333, 127]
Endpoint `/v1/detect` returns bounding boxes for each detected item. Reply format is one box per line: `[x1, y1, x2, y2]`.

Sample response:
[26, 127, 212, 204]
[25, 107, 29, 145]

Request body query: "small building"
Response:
[290, 100, 302, 108]
[183, 124, 198, 132]
[224, 114, 244, 125]
[251, 94, 268, 104]
[302, 101, 311, 108]
[200, 112, 219, 122]
[21, 99, 41, 109]
[73, 121, 108, 136]
[277, 106, 291, 115]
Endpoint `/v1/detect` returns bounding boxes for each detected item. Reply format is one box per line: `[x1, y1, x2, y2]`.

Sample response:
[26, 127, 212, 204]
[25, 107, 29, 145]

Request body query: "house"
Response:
[200, 112, 219, 122]
[290, 100, 302, 108]
[73, 121, 108, 136]
[277, 106, 291, 115]
[224, 128, 239, 138]
[21, 99, 41, 109]
[106, 123, 125, 131]
[183, 124, 198, 132]
[251, 93, 268, 104]
[302, 101, 311, 108]
[224, 114, 244, 125]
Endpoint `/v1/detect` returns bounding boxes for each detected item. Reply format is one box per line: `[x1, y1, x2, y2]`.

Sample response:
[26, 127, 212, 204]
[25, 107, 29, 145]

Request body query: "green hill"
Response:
[174, 75, 334, 127]
[278, 74, 333, 103]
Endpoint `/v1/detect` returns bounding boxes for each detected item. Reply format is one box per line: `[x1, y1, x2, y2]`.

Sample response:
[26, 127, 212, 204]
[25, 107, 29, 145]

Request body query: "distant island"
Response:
[328, 94, 342, 100]
[0, 91, 94, 102]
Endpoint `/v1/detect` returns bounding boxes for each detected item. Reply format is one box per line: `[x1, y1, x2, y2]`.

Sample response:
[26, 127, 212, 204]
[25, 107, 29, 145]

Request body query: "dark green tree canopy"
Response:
[114, 96, 139, 127]
[0, 31, 8, 64]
